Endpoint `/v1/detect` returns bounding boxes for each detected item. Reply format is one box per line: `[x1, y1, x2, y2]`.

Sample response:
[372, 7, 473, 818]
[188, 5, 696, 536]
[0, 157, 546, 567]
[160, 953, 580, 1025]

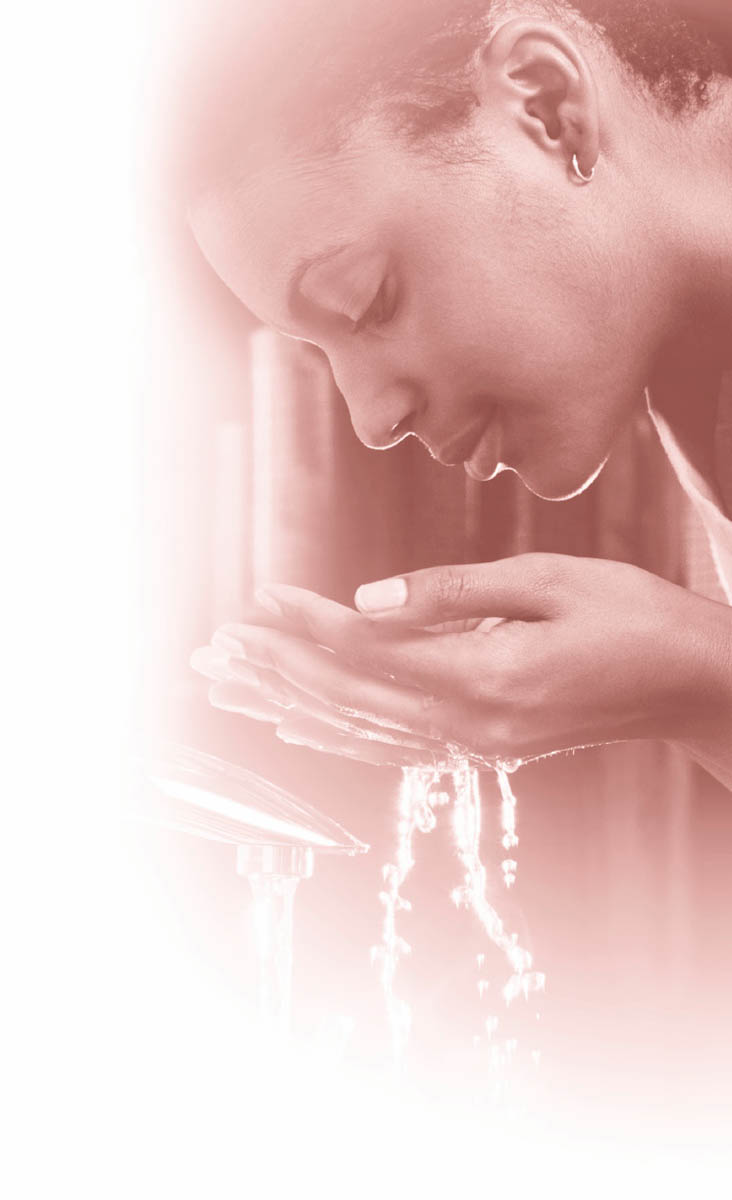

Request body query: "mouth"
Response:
[431, 409, 497, 467]
[463, 410, 503, 482]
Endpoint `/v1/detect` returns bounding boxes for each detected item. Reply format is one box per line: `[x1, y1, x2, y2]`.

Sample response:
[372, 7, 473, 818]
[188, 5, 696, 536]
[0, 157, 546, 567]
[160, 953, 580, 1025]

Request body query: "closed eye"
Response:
[351, 275, 397, 334]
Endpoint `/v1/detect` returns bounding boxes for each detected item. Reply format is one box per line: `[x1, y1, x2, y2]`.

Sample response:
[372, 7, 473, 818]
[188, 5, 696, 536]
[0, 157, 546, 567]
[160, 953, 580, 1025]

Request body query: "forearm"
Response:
[671, 601, 732, 791]
[675, 714, 732, 792]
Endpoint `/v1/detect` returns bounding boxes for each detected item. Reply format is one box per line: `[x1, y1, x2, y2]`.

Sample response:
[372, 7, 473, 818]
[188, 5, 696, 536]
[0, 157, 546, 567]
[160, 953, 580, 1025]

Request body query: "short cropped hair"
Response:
[177, 0, 728, 193]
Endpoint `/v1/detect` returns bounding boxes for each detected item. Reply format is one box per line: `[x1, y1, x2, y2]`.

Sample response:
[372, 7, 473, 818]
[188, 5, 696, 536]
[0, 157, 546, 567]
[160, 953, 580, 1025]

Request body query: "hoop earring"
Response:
[571, 153, 595, 184]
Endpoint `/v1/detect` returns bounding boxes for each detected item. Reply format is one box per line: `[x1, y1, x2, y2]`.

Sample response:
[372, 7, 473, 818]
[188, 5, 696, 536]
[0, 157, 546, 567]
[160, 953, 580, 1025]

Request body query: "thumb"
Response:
[354, 554, 567, 625]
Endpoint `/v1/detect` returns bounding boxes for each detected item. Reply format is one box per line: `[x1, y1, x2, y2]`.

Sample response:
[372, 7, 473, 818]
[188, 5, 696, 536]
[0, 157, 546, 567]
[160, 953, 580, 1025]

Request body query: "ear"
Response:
[477, 17, 600, 179]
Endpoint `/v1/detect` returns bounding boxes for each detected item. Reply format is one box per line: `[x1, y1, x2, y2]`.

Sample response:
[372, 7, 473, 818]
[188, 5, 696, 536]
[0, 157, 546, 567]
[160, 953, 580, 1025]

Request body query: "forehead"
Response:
[189, 129, 428, 330]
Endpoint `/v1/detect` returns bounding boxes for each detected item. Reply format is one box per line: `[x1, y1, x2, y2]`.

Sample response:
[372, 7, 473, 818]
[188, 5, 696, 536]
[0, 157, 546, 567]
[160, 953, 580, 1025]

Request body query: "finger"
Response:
[191, 645, 265, 686]
[208, 682, 288, 723]
[194, 643, 334, 714]
[208, 672, 446, 753]
[233, 587, 477, 695]
[209, 680, 420, 765]
[191, 645, 234, 681]
[208, 678, 479, 769]
[201, 640, 447, 748]
[214, 623, 458, 741]
[223, 587, 372, 651]
[223, 599, 312, 638]
[352, 553, 572, 625]
[252, 586, 487, 641]
[191, 645, 293, 700]
[424, 618, 488, 634]
[196, 632, 461, 747]
[231, 588, 508, 699]
[276, 717, 443, 769]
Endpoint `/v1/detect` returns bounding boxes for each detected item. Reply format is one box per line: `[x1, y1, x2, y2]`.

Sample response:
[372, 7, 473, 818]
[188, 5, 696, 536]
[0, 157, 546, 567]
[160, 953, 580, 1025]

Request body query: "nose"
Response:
[334, 375, 425, 451]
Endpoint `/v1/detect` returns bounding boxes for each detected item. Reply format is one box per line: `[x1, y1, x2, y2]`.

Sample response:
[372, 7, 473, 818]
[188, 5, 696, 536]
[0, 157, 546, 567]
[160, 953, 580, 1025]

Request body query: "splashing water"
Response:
[496, 760, 521, 887]
[370, 767, 450, 1061]
[372, 760, 545, 1070]
[450, 763, 544, 1009]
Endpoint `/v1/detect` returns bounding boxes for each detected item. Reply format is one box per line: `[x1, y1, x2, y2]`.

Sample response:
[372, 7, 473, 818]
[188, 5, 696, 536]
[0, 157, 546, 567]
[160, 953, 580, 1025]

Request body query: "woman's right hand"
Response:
[190, 606, 458, 770]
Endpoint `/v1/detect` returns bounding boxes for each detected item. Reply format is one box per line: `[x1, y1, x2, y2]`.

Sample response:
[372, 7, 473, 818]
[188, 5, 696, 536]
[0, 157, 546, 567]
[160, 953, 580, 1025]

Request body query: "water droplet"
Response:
[429, 790, 451, 808]
[502, 974, 523, 1006]
[414, 801, 437, 834]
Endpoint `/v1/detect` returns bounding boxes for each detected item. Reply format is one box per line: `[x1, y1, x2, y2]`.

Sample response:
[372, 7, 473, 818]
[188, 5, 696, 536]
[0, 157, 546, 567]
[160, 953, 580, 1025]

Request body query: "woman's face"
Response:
[191, 111, 662, 500]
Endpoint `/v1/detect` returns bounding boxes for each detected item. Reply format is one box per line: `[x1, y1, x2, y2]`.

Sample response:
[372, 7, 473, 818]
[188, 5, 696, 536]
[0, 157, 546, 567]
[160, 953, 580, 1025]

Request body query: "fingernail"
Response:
[355, 577, 408, 613]
[212, 631, 244, 653]
[255, 588, 284, 618]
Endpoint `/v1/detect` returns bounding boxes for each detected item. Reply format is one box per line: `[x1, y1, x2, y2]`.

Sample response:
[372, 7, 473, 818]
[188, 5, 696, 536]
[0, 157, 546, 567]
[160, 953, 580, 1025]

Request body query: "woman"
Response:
[186, 0, 732, 787]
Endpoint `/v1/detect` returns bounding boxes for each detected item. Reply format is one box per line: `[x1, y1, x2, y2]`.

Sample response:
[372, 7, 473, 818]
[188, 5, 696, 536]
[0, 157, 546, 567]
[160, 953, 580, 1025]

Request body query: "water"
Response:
[373, 760, 545, 1074]
[496, 761, 520, 887]
[248, 872, 301, 1035]
[450, 763, 545, 1050]
[370, 767, 451, 1061]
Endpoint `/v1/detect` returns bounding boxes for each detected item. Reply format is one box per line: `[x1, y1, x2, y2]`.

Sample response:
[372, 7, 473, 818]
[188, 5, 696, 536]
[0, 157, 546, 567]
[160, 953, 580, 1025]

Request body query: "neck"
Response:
[652, 78, 732, 374]
[642, 79, 732, 468]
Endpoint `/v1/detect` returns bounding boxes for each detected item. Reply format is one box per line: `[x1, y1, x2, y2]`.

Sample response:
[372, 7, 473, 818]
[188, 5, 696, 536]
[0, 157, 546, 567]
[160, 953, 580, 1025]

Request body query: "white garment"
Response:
[647, 373, 732, 604]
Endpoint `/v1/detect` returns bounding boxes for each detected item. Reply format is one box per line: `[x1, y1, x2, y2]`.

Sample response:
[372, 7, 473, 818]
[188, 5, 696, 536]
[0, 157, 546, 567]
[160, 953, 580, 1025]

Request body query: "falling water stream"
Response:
[372, 760, 545, 1072]
[370, 767, 450, 1060]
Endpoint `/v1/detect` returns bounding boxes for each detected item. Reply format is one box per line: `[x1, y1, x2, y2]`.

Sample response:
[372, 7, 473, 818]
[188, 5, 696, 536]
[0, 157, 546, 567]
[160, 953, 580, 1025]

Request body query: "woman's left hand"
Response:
[194, 553, 732, 770]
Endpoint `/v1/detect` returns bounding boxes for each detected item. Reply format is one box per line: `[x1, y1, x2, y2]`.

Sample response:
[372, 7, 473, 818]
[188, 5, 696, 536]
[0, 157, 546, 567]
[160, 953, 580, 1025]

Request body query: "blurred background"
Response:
[127, 0, 732, 1143]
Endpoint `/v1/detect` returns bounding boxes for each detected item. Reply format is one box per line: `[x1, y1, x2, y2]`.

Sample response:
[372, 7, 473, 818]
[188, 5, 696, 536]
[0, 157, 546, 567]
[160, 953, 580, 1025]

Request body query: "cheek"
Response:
[412, 235, 577, 393]
[481, 277, 635, 402]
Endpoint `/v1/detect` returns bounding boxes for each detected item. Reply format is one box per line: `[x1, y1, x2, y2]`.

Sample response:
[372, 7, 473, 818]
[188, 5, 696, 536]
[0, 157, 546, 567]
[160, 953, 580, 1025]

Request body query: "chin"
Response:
[508, 452, 611, 503]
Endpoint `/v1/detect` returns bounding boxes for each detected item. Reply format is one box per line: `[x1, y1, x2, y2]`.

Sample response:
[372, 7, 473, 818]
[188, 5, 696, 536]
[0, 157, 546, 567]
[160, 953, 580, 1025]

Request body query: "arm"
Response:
[672, 600, 732, 788]
[195, 554, 732, 790]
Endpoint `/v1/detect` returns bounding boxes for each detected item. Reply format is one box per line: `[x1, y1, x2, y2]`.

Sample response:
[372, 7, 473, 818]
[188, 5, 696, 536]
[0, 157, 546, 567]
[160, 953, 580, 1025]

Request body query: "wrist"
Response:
[666, 597, 732, 754]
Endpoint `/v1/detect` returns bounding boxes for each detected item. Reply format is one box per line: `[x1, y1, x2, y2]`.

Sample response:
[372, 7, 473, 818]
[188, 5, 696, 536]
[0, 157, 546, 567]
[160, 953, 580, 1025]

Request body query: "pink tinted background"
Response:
[130, 231, 732, 1140]
[122, 0, 732, 1181]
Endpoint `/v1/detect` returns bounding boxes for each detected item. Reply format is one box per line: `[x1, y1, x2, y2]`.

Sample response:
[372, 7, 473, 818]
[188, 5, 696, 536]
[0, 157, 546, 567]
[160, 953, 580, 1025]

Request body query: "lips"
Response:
[464, 418, 503, 481]
[432, 414, 494, 467]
